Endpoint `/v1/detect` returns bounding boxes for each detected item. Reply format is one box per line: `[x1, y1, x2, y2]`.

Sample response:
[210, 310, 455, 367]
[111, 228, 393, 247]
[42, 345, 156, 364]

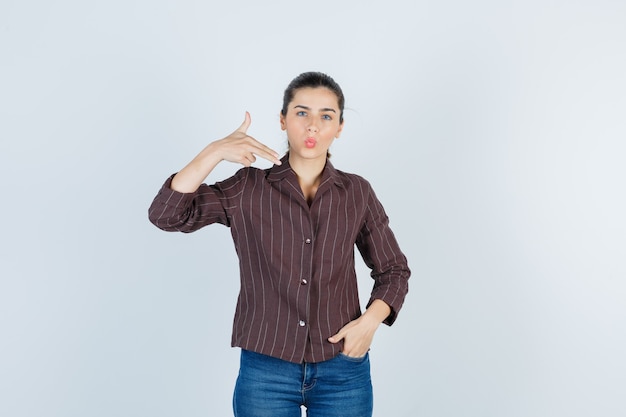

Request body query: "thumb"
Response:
[328, 330, 345, 344]
[236, 111, 251, 133]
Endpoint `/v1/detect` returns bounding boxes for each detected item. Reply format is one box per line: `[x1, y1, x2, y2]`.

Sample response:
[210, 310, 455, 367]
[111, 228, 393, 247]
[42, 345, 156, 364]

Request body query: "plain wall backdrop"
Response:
[1, 1, 625, 416]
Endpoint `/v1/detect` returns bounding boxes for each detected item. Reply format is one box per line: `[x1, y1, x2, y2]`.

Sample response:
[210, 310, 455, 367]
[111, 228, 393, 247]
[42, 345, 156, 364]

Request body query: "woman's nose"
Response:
[307, 120, 319, 132]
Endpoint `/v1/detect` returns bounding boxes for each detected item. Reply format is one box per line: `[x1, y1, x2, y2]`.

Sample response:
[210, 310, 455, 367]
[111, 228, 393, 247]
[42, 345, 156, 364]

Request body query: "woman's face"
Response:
[280, 87, 344, 163]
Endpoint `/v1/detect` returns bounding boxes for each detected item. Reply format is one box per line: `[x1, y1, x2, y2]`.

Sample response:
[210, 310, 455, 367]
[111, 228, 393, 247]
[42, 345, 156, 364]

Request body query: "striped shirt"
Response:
[148, 155, 410, 363]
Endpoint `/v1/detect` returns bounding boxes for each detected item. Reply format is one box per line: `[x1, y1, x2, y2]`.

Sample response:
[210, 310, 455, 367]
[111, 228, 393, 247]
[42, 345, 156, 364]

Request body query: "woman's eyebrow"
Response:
[294, 105, 337, 113]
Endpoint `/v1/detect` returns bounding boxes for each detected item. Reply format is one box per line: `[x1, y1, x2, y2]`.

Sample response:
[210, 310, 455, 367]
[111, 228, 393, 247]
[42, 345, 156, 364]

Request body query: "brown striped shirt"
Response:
[148, 155, 410, 363]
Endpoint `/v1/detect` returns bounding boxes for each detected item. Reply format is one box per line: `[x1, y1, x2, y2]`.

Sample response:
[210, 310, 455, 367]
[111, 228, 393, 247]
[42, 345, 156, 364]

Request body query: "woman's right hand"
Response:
[212, 112, 282, 167]
[170, 112, 281, 193]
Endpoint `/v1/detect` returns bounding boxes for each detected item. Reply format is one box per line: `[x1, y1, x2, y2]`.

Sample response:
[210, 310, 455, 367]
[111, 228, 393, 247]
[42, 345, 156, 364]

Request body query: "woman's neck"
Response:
[289, 154, 326, 205]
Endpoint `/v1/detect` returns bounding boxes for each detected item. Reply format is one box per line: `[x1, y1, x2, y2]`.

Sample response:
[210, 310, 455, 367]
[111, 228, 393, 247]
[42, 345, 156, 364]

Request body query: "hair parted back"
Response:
[281, 72, 345, 123]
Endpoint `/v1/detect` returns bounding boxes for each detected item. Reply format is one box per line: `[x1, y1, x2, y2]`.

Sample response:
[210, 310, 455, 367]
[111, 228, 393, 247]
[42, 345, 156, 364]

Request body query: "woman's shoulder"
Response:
[211, 165, 267, 191]
[223, 165, 267, 180]
[333, 166, 373, 189]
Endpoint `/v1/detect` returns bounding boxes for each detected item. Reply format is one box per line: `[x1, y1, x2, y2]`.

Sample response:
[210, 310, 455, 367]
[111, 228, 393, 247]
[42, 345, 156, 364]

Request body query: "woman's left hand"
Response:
[328, 299, 391, 358]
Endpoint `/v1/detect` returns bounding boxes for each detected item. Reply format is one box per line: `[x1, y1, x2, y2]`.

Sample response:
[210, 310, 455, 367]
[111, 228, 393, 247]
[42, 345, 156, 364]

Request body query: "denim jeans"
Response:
[233, 349, 373, 417]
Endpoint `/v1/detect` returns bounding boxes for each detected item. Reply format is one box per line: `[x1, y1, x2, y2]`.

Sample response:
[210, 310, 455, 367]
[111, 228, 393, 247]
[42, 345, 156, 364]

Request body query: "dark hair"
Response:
[281, 72, 345, 123]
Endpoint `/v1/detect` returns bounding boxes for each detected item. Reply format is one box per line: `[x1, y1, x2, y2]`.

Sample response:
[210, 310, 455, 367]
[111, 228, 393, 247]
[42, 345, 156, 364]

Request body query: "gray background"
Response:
[1, 0, 625, 416]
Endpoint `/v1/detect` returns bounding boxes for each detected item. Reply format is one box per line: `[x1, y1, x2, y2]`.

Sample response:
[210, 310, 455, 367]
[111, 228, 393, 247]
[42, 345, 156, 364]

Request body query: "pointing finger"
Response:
[254, 143, 282, 165]
[243, 136, 282, 165]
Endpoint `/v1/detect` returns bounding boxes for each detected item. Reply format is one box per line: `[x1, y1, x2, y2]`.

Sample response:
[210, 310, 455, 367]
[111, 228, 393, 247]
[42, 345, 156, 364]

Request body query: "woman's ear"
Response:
[335, 120, 344, 138]
[279, 112, 286, 131]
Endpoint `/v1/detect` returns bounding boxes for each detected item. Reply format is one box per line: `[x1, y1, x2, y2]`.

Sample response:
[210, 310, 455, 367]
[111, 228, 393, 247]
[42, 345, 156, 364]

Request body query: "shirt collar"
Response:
[267, 154, 344, 188]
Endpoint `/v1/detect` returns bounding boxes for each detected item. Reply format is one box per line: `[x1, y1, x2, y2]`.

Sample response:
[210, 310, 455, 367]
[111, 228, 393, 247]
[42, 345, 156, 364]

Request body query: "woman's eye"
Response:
[322, 114, 332, 120]
[296, 111, 307, 116]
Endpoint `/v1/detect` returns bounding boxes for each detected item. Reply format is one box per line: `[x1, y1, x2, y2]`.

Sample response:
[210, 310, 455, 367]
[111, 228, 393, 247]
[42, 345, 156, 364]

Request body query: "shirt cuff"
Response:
[153, 174, 198, 209]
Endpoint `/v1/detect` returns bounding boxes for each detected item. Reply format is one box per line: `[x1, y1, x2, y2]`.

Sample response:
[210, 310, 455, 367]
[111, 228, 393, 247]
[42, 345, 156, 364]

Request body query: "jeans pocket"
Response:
[337, 352, 369, 363]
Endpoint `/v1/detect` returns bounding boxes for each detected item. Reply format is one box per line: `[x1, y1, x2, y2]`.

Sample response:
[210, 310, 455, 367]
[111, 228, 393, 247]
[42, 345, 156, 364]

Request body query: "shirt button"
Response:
[301, 278, 308, 285]
[299, 320, 306, 327]
[304, 238, 311, 244]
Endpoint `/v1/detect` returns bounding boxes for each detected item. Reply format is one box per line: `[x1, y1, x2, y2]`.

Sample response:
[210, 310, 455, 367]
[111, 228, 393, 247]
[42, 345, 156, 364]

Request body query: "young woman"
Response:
[148, 72, 410, 417]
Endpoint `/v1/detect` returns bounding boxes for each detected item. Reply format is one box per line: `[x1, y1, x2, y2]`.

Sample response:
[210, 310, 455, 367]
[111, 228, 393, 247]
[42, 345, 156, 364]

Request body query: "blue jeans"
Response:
[233, 349, 373, 417]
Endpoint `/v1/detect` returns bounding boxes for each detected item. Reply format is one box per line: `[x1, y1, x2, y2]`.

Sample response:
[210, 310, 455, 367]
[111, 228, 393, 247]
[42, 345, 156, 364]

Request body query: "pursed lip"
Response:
[304, 137, 317, 148]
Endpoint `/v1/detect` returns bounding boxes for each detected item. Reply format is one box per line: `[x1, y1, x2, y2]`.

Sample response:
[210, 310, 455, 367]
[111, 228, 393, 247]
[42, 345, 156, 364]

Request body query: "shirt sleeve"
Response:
[148, 169, 249, 233]
[356, 183, 411, 326]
